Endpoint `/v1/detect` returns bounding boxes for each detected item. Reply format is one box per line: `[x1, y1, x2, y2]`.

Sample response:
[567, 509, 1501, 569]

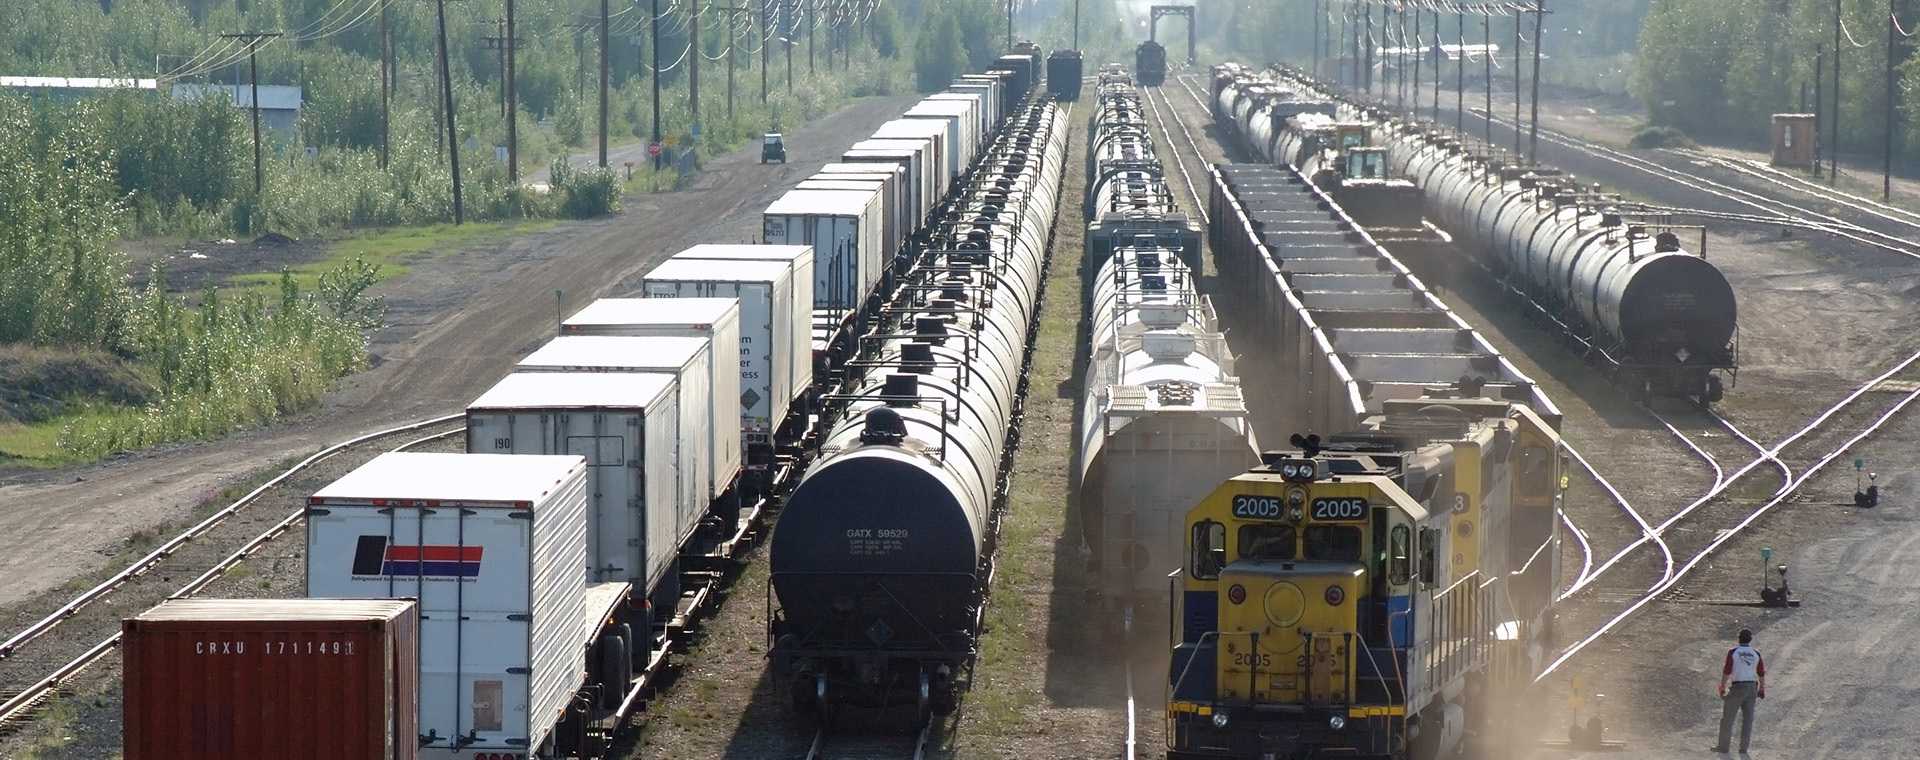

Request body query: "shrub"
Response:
[551, 160, 623, 218]
[60, 262, 381, 457]
[1629, 124, 1695, 150]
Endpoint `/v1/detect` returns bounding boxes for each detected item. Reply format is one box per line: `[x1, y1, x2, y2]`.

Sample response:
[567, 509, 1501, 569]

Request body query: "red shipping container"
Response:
[122, 598, 419, 760]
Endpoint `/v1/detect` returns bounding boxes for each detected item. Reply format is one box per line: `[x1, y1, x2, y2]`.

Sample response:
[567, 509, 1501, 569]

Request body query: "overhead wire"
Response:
[164, 35, 280, 82]
[284, 0, 367, 40]
[291, 0, 387, 42]
[1841, 16, 1873, 48]
[158, 36, 242, 80]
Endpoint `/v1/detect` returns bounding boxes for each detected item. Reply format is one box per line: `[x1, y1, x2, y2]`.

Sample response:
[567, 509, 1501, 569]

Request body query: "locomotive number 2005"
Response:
[1309, 498, 1368, 521]
[1231, 495, 1286, 520]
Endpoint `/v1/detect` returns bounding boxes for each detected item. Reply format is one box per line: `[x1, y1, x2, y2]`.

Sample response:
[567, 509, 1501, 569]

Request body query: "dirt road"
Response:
[0, 94, 918, 608]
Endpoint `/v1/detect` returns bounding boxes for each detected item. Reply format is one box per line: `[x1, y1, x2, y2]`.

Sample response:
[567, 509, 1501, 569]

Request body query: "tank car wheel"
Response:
[915, 670, 934, 727]
[1704, 374, 1724, 405]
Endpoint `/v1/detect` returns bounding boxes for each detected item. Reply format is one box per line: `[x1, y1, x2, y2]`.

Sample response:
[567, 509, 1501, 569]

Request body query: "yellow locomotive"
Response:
[1165, 388, 1564, 760]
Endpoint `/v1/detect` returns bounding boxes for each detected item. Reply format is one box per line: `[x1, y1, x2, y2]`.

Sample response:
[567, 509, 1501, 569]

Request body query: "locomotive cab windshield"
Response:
[1342, 147, 1389, 181]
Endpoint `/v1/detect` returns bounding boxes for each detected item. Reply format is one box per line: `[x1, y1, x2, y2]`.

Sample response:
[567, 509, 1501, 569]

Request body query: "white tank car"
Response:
[1075, 242, 1259, 617]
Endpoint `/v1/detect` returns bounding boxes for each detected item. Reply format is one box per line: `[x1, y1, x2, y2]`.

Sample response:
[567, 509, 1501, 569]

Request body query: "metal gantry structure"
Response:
[1148, 5, 1196, 65]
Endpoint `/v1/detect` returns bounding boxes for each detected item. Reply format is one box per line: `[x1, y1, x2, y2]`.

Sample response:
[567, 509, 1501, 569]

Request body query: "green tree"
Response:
[915, 10, 967, 92]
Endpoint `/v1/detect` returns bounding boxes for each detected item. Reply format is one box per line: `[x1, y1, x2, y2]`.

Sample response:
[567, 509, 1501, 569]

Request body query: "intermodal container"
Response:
[122, 598, 420, 760]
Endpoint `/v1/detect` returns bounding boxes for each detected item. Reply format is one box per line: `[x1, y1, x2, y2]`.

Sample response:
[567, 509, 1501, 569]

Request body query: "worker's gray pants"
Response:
[1718, 681, 1758, 751]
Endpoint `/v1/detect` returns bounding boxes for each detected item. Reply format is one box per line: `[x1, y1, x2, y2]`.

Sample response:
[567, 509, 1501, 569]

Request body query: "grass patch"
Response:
[224, 219, 556, 299]
[13, 696, 79, 759]
[0, 406, 122, 467]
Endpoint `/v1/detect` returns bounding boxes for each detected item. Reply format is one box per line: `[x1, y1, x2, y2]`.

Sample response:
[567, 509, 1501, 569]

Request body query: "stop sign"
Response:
[648, 142, 662, 158]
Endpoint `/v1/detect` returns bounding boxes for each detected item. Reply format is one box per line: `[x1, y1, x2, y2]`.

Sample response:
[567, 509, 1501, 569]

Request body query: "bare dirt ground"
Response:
[0, 95, 920, 616]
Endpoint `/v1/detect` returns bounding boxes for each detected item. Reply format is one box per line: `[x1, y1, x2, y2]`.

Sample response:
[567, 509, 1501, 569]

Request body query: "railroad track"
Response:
[1541, 352, 1920, 679]
[1468, 109, 1920, 261]
[0, 418, 467, 731]
[801, 721, 932, 760]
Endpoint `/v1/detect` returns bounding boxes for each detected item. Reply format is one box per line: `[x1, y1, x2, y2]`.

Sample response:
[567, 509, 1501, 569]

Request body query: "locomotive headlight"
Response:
[1675, 347, 1691, 363]
[1280, 463, 1299, 479]
[1329, 714, 1347, 730]
[1212, 711, 1231, 728]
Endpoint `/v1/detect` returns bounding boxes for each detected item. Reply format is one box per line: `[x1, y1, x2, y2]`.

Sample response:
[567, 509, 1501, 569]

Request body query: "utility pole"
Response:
[485, 14, 523, 182]
[1311, 0, 1320, 76]
[1413, 8, 1421, 120]
[1529, 0, 1545, 164]
[379, 0, 390, 169]
[220, 32, 280, 196]
[1886, 0, 1898, 199]
[507, 0, 518, 184]
[1007, 0, 1013, 49]
[1815, 46, 1826, 177]
[1399, 7, 1409, 114]
[760, 0, 769, 103]
[1433, 9, 1441, 124]
[487, 18, 507, 117]
[717, 5, 744, 122]
[433, 0, 463, 223]
[1364, 4, 1373, 96]
[692, 0, 703, 144]
[651, 0, 662, 168]
[1833, 0, 1843, 184]
[1075, 0, 1082, 49]
[785, 0, 794, 91]
[1512, 9, 1521, 157]
[1341, 3, 1350, 88]
[809, 0, 816, 73]
[1456, 11, 1464, 134]
[1483, 12, 1492, 146]
[600, 0, 610, 167]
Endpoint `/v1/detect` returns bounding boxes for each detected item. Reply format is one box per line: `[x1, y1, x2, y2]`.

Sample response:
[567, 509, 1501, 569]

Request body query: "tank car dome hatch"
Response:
[862, 404, 912, 441]
[1142, 331, 1199, 361]
[901, 342, 937, 373]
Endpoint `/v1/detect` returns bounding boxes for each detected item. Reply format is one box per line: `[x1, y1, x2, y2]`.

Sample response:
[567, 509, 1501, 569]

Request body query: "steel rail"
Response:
[1554, 441, 1666, 599]
[0, 413, 464, 661]
[1139, 84, 1210, 224]
[1565, 349, 1920, 596]
[801, 718, 931, 760]
[0, 424, 464, 727]
[1471, 110, 1920, 260]
[1542, 382, 1920, 680]
[1679, 150, 1920, 235]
